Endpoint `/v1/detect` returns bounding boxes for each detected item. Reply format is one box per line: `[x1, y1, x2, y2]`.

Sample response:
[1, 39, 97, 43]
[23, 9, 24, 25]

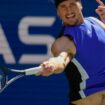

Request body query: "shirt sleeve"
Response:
[64, 26, 79, 49]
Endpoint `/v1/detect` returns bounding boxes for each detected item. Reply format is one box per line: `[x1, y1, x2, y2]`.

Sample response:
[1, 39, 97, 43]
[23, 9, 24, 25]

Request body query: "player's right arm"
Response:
[36, 36, 76, 76]
[51, 36, 76, 73]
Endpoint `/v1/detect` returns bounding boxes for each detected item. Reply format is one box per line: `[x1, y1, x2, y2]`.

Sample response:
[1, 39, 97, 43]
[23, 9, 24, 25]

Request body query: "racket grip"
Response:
[25, 66, 43, 75]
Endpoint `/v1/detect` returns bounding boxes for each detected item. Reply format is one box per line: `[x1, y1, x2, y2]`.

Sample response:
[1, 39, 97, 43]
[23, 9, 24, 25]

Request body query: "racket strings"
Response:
[0, 74, 24, 93]
[0, 69, 6, 88]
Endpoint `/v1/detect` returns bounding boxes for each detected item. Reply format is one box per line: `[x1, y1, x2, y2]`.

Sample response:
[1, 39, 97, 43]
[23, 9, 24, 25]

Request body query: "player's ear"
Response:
[79, 2, 83, 10]
[77, 1, 83, 10]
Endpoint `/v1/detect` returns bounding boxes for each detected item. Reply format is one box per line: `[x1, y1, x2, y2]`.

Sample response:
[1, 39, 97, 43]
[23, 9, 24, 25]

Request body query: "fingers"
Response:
[96, 5, 105, 22]
[96, 0, 104, 6]
[41, 61, 56, 71]
[36, 61, 56, 76]
[96, 0, 105, 16]
[96, 6, 105, 15]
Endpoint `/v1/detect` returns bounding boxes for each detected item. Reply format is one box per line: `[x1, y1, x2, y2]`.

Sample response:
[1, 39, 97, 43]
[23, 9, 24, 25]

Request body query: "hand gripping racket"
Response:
[0, 66, 43, 93]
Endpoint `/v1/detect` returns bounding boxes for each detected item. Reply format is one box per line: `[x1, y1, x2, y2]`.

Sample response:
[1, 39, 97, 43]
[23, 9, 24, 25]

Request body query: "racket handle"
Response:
[25, 66, 43, 75]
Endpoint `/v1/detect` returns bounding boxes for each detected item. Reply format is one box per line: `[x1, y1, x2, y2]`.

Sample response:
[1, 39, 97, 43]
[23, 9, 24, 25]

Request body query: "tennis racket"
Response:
[0, 66, 43, 93]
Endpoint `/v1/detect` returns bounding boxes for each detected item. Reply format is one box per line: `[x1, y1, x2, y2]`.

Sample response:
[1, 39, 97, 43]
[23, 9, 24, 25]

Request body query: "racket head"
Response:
[0, 67, 25, 93]
[0, 67, 8, 92]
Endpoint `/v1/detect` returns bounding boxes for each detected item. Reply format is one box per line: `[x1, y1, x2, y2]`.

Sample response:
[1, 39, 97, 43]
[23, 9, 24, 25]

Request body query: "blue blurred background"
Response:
[0, 0, 104, 105]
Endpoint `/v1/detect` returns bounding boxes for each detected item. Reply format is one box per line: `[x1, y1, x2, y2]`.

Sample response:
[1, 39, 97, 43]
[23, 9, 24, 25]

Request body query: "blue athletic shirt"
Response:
[64, 17, 105, 99]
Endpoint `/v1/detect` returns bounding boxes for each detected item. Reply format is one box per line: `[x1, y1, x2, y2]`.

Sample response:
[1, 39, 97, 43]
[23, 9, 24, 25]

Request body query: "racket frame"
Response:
[0, 66, 43, 93]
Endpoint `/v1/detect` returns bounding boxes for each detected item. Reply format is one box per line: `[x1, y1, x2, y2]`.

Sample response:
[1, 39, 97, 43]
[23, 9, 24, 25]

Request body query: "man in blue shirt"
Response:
[37, 0, 105, 105]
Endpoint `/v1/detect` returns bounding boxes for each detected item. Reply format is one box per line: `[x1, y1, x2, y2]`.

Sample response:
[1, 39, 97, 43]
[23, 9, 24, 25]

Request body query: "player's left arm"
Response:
[93, 0, 105, 30]
[95, 0, 105, 23]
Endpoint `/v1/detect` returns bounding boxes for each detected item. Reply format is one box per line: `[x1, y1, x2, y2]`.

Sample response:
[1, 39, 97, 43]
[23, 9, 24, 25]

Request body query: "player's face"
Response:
[57, 0, 84, 26]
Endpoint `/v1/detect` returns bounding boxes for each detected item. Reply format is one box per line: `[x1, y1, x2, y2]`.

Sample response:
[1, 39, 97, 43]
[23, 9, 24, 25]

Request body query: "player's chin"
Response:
[64, 21, 76, 26]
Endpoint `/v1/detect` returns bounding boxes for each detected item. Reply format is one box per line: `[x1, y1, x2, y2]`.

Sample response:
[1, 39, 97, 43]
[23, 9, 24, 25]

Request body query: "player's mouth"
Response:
[65, 13, 76, 20]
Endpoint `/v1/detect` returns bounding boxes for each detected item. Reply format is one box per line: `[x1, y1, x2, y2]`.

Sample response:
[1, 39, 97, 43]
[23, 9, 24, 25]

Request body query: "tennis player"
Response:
[37, 0, 105, 105]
